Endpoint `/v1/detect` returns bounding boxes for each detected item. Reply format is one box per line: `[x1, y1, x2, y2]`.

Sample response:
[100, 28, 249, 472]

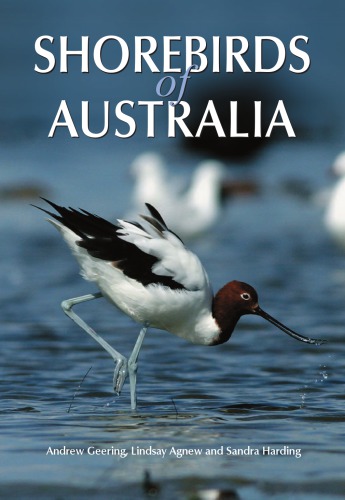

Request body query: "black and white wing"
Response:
[36, 199, 210, 293]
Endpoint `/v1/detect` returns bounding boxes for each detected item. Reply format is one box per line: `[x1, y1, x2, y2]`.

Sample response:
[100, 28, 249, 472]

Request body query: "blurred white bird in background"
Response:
[129, 152, 257, 240]
[324, 151, 345, 248]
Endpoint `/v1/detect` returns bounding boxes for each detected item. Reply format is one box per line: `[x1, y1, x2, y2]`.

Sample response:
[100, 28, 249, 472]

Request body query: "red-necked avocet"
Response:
[36, 199, 325, 410]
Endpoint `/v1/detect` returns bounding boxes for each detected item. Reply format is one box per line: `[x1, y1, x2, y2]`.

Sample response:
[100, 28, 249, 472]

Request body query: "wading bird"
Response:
[36, 199, 325, 410]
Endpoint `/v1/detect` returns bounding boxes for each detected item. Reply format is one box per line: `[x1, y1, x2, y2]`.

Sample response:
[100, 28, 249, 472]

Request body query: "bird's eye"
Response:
[241, 292, 251, 301]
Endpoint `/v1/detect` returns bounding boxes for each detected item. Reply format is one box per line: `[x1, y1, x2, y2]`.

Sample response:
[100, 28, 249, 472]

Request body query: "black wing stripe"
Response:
[79, 236, 184, 288]
[145, 203, 168, 228]
[39, 198, 119, 238]
[140, 215, 165, 234]
[144, 202, 185, 244]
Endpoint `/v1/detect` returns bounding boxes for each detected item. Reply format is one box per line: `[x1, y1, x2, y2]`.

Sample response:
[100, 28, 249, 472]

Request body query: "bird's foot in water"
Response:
[113, 357, 128, 395]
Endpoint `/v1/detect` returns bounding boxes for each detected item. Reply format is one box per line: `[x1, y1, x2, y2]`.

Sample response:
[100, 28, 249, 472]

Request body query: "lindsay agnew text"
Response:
[34, 35, 310, 139]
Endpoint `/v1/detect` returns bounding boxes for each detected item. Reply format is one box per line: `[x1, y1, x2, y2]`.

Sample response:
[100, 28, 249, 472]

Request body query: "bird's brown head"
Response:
[213, 280, 259, 318]
[212, 281, 259, 343]
[212, 280, 326, 346]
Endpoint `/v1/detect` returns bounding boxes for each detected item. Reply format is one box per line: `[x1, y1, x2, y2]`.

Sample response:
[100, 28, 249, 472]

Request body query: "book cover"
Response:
[1, 1, 343, 498]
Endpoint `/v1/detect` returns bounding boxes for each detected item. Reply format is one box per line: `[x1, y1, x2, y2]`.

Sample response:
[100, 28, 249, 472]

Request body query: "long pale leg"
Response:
[128, 324, 148, 410]
[61, 293, 128, 395]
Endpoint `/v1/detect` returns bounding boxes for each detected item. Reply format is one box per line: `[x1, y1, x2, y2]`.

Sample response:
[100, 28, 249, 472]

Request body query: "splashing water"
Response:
[315, 365, 329, 384]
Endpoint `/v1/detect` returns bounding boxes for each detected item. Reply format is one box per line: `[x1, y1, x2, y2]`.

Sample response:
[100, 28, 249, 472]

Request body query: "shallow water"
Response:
[1, 134, 345, 499]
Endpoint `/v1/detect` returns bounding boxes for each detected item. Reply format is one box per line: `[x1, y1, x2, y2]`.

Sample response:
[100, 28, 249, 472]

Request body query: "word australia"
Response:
[48, 99, 295, 139]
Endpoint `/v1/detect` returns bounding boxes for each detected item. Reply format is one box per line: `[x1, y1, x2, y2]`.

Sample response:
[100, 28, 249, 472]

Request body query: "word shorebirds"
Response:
[36, 199, 325, 410]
